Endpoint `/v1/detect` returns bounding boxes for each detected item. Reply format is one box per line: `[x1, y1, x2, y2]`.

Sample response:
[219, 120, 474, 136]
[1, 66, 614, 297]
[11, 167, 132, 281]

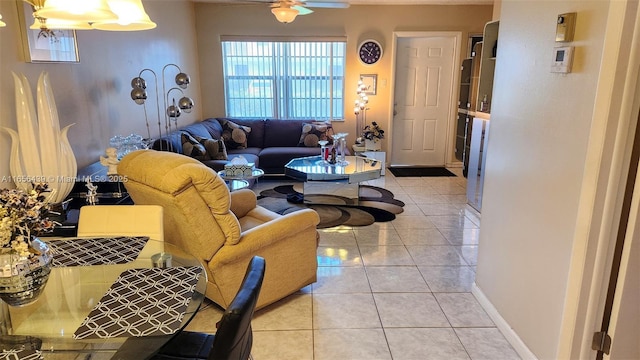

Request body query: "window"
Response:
[222, 38, 346, 120]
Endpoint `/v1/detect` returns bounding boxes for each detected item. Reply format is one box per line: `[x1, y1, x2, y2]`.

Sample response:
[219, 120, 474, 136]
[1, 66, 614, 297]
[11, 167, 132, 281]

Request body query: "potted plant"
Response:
[362, 121, 384, 150]
[0, 184, 56, 306]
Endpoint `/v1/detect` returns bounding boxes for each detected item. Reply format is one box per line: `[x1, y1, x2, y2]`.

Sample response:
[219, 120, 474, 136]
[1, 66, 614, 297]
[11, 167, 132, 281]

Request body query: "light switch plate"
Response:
[556, 12, 577, 42]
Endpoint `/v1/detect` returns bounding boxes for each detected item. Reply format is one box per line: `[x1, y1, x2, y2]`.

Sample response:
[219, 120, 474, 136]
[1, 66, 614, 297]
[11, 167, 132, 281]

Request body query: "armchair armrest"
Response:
[215, 208, 320, 265]
[229, 189, 258, 218]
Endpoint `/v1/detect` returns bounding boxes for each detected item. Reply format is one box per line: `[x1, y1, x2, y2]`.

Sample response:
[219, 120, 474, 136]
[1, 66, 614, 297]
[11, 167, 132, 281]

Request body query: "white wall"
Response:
[474, 0, 611, 358]
[0, 0, 202, 187]
[193, 3, 492, 151]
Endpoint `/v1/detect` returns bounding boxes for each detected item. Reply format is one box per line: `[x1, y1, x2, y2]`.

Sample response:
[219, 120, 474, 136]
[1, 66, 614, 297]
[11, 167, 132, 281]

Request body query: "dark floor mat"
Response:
[388, 167, 456, 177]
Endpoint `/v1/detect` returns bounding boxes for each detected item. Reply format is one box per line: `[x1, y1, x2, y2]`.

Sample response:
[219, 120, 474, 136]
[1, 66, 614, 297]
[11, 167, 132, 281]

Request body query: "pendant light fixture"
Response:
[271, 6, 298, 24]
[92, 0, 156, 31]
[35, 0, 118, 23]
[30, 16, 93, 30]
[24, 0, 156, 31]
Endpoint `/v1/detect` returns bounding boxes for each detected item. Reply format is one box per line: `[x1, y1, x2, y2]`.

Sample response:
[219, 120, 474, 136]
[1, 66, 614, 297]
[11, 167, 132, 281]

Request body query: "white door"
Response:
[391, 34, 459, 166]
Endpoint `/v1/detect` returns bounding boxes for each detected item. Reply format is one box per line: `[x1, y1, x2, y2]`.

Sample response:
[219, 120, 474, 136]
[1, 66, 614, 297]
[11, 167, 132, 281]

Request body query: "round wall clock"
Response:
[358, 39, 383, 65]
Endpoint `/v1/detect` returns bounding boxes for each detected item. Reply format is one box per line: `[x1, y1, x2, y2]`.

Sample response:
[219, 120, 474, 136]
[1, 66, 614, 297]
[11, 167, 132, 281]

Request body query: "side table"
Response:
[217, 168, 265, 191]
[352, 145, 386, 175]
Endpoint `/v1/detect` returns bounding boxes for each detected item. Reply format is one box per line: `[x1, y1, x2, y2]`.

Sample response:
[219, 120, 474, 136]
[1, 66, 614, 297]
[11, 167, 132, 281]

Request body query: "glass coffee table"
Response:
[284, 155, 382, 204]
[217, 168, 265, 191]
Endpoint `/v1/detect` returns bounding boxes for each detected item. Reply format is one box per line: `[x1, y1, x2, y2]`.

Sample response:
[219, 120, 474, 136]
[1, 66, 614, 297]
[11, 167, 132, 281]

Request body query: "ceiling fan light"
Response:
[92, 0, 156, 31]
[271, 7, 298, 24]
[36, 0, 118, 22]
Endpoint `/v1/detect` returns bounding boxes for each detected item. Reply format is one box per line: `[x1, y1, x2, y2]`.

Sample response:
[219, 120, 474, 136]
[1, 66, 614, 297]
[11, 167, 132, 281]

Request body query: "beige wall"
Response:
[194, 3, 493, 152]
[0, 1, 493, 187]
[475, 0, 615, 358]
[0, 0, 201, 186]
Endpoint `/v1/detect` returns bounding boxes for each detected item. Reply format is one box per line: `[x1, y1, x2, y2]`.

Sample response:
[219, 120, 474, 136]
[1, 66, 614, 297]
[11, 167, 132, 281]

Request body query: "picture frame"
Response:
[16, 0, 79, 63]
[360, 74, 377, 95]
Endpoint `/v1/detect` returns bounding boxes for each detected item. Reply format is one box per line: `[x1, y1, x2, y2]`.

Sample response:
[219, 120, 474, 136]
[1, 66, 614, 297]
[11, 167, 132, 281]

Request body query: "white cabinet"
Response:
[476, 20, 499, 114]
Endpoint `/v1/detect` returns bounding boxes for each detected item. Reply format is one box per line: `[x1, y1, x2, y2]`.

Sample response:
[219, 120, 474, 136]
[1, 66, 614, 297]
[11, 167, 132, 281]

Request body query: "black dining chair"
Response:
[151, 256, 266, 360]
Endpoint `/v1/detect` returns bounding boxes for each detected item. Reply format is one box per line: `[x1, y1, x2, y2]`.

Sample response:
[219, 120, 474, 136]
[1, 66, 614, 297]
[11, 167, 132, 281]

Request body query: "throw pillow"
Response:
[219, 119, 251, 150]
[181, 132, 208, 160]
[195, 136, 228, 160]
[298, 122, 334, 147]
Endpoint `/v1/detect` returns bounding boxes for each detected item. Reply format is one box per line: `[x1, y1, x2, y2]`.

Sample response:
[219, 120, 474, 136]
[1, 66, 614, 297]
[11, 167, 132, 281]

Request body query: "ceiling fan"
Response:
[244, 0, 350, 23]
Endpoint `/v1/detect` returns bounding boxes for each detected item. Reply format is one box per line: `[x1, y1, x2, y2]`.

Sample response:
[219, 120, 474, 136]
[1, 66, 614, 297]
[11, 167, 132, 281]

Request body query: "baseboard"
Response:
[471, 283, 538, 360]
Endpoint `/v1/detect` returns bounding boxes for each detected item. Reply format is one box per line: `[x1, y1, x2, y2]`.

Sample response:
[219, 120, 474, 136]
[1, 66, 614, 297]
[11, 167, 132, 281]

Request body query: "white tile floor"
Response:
[185, 168, 522, 360]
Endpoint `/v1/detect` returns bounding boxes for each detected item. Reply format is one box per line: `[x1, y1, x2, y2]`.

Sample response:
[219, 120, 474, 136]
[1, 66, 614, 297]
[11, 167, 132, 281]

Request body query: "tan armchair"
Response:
[118, 150, 320, 309]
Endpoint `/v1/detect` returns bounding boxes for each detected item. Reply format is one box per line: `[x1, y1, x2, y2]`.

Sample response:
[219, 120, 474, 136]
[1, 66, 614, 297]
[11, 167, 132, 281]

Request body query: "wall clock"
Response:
[358, 39, 383, 65]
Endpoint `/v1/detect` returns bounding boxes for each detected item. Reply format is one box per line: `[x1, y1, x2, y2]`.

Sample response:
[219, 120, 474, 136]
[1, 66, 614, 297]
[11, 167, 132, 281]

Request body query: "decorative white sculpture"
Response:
[100, 147, 120, 175]
[85, 180, 98, 205]
[2, 72, 77, 204]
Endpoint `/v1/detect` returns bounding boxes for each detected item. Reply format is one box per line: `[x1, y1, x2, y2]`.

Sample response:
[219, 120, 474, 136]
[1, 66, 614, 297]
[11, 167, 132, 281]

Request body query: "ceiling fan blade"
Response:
[292, 5, 314, 15]
[302, 1, 350, 8]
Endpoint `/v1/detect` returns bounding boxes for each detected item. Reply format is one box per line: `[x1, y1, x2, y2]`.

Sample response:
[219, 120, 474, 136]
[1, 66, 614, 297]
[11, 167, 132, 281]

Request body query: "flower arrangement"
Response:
[362, 121, 385, 142]
[0, 184, 55, 258]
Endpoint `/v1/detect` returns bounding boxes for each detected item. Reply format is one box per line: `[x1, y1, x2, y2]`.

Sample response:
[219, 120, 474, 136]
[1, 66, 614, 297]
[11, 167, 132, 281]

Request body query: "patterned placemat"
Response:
[49, 236, 149, 267]
[0, 350, 42, 360]
[73, 266, 202, 340]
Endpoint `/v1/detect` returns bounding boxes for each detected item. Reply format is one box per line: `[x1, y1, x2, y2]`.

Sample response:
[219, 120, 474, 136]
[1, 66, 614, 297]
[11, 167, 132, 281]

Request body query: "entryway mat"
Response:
[388, 167, 456, 177]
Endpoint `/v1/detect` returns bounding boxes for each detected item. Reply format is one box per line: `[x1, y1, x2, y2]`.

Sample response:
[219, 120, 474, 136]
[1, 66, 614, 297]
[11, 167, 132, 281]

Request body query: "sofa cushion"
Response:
[200, 118, 224, 139]
[195, 136, 228, 160]
[258, 147, 321, 174]
[181, 122, 213, 141]
[263, 119, 308, 147]
[181, 132, 208, 160]
[219, 118, 252, 150]
[227, 147, 262, 157]
[298, 122, 334, 147]
[152, 130, 182, 153]
[216, 118, 265, 148]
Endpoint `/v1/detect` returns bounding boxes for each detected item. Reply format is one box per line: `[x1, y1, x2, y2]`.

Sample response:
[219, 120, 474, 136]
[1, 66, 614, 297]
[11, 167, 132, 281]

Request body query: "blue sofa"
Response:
[152, 118, 335, 174]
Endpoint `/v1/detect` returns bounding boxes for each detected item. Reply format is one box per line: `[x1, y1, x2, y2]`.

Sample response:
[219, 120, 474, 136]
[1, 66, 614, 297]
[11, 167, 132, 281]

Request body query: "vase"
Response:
[365, 139, 381, 151]
[3, 72, 77, 203]
[0, 238, 53, 307]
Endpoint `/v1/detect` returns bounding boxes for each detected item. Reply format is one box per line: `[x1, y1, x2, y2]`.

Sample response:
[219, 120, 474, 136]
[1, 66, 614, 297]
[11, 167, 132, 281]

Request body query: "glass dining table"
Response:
[0, 238, 207, 359]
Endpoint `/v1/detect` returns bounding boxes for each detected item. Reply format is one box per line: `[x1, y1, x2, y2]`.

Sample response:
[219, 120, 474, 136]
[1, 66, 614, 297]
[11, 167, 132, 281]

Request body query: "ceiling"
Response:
[194, 0, 494, 5]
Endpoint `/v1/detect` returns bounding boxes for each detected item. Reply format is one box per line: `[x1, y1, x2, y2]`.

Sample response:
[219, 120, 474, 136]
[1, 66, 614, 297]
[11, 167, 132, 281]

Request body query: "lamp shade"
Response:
[178, 97, 194, 113]
[36, 0, 118, 22]
[131, 87, 148, 105]
[131, 76, 147, 89]
[92, 0, 156, 31]
[30, 17, 93, 30]
[0, 14, 6, 27]
[271, 7, 298, 23]
[166, 105, 181, 118]
[175, 72, 190, 89]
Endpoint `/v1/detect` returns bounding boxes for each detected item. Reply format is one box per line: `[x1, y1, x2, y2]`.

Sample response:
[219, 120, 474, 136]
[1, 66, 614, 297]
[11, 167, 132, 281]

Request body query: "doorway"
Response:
[390, 32, 461, 167]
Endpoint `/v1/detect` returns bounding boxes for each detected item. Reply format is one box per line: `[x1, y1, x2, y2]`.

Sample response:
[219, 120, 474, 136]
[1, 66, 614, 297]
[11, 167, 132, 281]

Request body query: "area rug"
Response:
[257, 184, 404, 229]
[388, 166, 456, 177]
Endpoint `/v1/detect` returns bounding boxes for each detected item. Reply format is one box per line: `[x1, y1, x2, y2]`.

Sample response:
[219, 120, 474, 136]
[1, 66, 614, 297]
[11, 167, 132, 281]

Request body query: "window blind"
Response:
[222, 39, 345, 120]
